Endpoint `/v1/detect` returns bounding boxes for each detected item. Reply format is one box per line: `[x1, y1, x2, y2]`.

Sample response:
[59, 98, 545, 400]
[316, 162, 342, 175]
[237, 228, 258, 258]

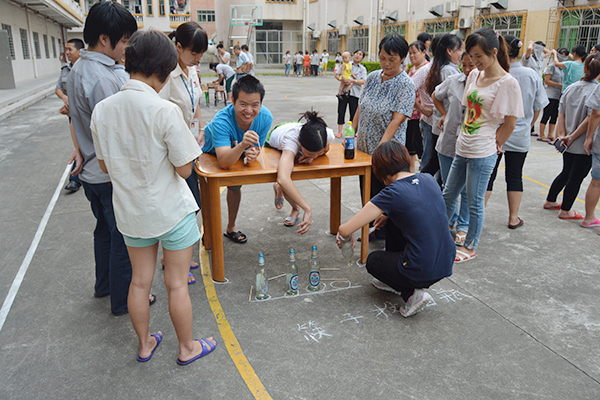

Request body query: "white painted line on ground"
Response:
[0, 164, 71, 333]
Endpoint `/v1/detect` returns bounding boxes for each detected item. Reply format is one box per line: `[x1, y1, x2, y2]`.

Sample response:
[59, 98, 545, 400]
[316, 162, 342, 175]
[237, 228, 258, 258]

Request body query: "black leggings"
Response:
[366, 220, 441, 302]
[337, 95, 359, 126]
[540, 98, 560, 125]
[421, 134, 440, 176]
[547, 152, 592, 211]
[487, 151, 528, 192]
[405, 119, 423, 157]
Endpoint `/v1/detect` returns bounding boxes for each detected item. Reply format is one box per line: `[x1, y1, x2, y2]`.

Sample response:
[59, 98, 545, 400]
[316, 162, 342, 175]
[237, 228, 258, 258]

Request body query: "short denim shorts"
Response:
[592, 153, 600, 181]
[123, 212, 200, 251]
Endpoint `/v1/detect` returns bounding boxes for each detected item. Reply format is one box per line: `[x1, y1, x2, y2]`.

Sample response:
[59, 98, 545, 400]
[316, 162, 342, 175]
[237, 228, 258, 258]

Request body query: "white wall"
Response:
[1, 1, 65, 84]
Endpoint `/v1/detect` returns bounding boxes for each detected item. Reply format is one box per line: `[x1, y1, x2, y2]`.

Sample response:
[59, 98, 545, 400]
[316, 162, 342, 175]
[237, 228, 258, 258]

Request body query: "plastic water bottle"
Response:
[255, 253, 268, 300]
[307, 245, 321, 291]
[344, 121, 355, 160]
[340, 236, 354, 264]
[286, 249, 299, 296]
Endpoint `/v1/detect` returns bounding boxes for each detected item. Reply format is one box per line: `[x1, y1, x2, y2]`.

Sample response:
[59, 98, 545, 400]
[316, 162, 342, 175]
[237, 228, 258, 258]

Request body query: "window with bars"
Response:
[348, 27, 369, 54]
[557, 7, 600, 53]
[51, 36, 57, 58]
[382, 23, 406, 38]
[33, 32, 41, 59]
[158, 0, 165, 16]
[424, 20, 455, 37]
[197, 10, 215, 23]
[327, 30, 340, 55]
[309, 34, 316, 52]
[480, 15, 523, 39]
[43, 34, 50, 58]
[146, 0, 153, 15]
[20, 28, 30, 59]
[1, 24, 15, 60]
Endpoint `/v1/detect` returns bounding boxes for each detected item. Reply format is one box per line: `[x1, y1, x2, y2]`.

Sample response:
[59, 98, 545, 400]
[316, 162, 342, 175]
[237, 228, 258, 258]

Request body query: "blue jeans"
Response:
[420, 121, 433, 172]
[284, 64, 291, 76]
[442, 153, 497, 250]
[438, 153, 469, 233]
[82, 181, 132, 314]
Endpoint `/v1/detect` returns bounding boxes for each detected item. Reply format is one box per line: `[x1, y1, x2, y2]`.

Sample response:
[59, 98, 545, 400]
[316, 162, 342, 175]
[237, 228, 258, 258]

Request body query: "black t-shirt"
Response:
[370, 173, 455, 281]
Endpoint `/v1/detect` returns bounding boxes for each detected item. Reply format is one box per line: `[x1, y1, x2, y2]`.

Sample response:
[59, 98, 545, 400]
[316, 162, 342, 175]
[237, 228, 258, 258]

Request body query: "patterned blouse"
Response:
[357, 70, 415, 155]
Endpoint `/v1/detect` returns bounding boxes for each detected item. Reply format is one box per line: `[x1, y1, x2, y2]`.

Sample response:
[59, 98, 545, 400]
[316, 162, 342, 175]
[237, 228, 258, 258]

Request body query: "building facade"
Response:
[0, 0, 84, 85]
[210, 0, 600, 64]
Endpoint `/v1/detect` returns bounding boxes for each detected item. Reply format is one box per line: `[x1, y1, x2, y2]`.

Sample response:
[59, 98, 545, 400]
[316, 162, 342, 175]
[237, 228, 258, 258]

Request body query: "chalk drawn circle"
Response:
[305, 283, 327, 293]
[254, 294, 271, 301]
[329, 280, 351, 289]
[212, 277, 230, 284]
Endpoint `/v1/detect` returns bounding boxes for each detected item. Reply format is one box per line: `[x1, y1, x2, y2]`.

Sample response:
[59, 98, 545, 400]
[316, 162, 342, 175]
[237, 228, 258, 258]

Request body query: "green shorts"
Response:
[225, 75, 234, 93]
[123, 212, 200, 251]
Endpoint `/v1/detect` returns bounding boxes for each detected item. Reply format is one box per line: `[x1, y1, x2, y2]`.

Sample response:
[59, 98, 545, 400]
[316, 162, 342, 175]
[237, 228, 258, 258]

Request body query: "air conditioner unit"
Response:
[379, 10, 388, 21]
[446, 1, 459, 13]
[312, 30, 321, 39]
[429, 4, 444, 17]
[338, 25, 349, 36]
[475, 0, 490, 8]
[458, 17, 472, 28]
[490, 0, 508, 9]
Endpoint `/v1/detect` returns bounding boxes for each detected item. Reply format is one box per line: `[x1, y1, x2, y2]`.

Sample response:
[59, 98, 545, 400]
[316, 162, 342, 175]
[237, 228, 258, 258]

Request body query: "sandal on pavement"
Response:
[176, 338, 217, 366]
[455, 250, 477, 264]
[137, 333, 162, 362]
[454, 232, 467, 246]
[188, 272, 196, 285]
[284, 216, 297, 227]
[224, 231, 247, 243]
[508, 217, 524, 229]
[559, 211, 584, 220]
[543, 203, 561, 210]
[581, 217, 600, 228]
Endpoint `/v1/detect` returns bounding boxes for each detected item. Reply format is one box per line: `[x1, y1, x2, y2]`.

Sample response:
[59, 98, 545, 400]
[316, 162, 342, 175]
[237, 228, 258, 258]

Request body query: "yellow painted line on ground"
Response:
[498, 165, 600, 210]
[199, 187, 272, 400]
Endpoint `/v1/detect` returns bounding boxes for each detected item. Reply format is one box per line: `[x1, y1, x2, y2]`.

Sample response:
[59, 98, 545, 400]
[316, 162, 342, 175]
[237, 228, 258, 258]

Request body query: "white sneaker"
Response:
[400, 289, 432, 317]
[372, 278, 401, 296]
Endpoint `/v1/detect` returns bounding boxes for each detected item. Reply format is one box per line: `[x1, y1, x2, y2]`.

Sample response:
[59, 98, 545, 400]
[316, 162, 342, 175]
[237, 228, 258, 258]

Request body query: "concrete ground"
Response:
[0, 72, 599, 399]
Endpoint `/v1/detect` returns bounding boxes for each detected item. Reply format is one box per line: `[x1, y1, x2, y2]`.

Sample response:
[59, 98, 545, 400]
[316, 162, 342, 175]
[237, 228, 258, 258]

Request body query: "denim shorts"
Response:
[123, 212, 200, 251]
[592, 153, 600, 180]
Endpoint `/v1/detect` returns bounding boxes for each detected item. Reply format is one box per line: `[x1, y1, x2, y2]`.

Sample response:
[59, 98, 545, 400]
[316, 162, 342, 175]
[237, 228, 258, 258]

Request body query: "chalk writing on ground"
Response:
[340, 313, 363, 324]
[297, 321, 333, 343]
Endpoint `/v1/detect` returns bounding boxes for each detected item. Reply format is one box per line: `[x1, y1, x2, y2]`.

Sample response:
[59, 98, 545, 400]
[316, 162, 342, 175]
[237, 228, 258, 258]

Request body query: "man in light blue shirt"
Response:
[233, 45, 251, 80]
[67, 1, 142, 316]
[203, 76, 273, 243]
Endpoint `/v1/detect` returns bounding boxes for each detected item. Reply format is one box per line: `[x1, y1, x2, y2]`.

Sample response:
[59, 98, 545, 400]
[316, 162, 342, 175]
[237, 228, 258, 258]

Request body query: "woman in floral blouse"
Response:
[353, 34, 416, 205]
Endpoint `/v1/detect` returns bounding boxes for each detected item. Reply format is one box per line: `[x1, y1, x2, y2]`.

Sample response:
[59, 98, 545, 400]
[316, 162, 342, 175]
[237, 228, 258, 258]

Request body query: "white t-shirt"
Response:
[91, 80, 202, 238]
[284, 54, 292, 64]
[216, 63, 235, 80]
[159, 63, 200, 125]
[220, 51, 231, 65]
[268, 122, 335, 157]
[456, 70, 524, 158]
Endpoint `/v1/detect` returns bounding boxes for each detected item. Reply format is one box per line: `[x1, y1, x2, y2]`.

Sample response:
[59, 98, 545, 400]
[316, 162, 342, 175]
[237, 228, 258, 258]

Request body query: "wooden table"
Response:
[195, 143, 371, 282]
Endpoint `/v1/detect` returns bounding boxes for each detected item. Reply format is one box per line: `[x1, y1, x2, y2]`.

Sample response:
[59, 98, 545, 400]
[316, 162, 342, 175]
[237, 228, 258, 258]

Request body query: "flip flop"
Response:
[284, 216, 297, 227]
[455, 250, 477, 264]
[454, 232, 467, 246]
[188, 272, 196, 285]
[536, 137, 547, 142]
[508, 217, 524, 229]
[543, 203, 561, 210]
[581, 217, 600, 228]
[137, 333, 162, 362]
[176, 338, 217, 365]
[224, 231, 247, 243]
[559, 211, 584, 220]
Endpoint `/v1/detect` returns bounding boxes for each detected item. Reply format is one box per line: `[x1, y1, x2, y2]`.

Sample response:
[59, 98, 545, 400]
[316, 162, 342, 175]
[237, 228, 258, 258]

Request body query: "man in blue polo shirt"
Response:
[203, 75, 273, 243]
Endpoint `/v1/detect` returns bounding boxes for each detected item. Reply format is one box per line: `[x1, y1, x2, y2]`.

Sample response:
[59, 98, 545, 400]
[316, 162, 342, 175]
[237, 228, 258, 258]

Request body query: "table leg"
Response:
[330, 177, 341, 234]
[360, 167, 371, 264]
[208, 179, 225, 282]
[198, 174, 212, 250]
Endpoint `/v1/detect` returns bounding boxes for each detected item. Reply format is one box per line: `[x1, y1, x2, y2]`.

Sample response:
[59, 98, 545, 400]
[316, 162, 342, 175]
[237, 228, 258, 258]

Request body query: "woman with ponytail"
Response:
[159, 21, 208, 280]
[421, 33, 463, 176]
[486, 34, 549, 229]
[442, 28, 524, 263]
[269, 111, 335, 234]
[543, 53, 600, 220]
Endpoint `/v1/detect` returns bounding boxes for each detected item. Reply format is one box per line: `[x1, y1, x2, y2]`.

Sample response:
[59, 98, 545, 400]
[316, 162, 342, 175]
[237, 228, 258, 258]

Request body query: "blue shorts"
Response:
[123, 212, 200, 251]
[592, 153, 600, 181]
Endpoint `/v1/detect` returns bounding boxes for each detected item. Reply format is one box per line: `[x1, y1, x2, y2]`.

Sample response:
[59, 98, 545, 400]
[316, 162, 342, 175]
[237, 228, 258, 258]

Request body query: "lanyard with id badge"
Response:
[181, 75, 200, 138]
